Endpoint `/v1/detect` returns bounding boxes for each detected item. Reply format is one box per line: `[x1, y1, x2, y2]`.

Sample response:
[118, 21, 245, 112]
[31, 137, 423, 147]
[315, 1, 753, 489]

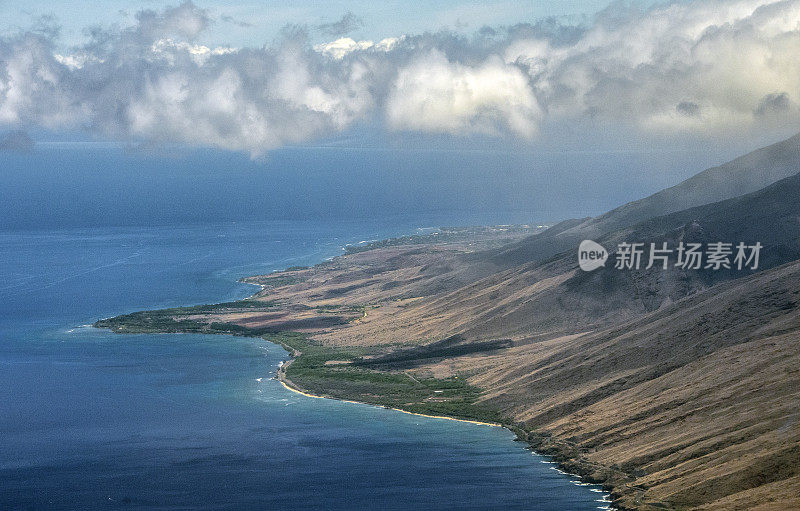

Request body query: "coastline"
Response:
[265, 345, 618, 508]
[241, 267, 502, 429]
[94, 230, 625, 510]
[95, 308, 621, 510]
[275, 356, 503, 428]
[94, 308, 621, 509]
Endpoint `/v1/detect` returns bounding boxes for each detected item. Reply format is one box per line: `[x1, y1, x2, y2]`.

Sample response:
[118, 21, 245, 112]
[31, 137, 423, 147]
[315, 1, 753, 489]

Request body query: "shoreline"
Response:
[267, 346, 616, 507]
[92, 319, 620, 508]
[93, 319, 616, 505]
[95, 233, 623, 509]
[265, 339, 618, 508]
[274, 357, 503, 428]
[241, 244, 523, 427]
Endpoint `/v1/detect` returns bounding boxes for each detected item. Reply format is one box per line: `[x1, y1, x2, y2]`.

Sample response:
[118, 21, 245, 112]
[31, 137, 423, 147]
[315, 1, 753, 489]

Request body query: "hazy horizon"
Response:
[0, 138, 756, 231]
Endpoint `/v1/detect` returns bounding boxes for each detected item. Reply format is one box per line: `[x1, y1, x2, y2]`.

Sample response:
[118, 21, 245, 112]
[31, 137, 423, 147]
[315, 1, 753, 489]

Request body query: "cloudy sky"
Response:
[0, 1, 626, 49]
[0, 0, 799, 156]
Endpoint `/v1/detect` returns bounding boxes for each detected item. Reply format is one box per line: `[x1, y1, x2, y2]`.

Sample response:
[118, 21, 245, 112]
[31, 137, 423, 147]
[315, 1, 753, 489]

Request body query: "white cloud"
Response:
[313, 36, 402, 59]
[0, 35, 87, 128]
[0, 0, 799, 155]
[387, 50, 540, 137]
[150, 38, 237, 65]
[313, 37, 375, 59]
[505, 0, 800, 133]
[53, 52, 102, 70]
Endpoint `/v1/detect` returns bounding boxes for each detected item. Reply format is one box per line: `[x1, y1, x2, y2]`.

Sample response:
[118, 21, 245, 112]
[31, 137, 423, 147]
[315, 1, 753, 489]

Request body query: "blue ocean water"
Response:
[0, 219, 610, 510]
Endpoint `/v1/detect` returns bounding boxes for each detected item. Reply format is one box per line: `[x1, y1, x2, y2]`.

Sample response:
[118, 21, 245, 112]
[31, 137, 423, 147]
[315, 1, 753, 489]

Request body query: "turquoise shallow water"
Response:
[0, 219, 610, 510]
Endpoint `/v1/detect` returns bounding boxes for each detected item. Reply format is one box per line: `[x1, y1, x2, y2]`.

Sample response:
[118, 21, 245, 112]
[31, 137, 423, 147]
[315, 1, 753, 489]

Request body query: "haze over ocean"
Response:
[0, 144, 733, 231]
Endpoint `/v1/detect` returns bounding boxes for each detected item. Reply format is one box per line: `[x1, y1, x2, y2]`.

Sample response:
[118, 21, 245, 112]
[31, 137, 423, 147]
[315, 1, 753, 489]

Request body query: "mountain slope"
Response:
[329, 170, 800, 348]
[295, 162, 800, 509]
[574, 131, 800, 234]
[471, 259, 800, 509]
[489, 131, 800, 267]
[256, 141, 800, 509]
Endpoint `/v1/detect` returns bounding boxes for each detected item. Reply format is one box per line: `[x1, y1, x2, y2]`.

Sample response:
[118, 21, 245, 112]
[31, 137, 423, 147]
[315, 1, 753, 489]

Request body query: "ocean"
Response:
[0, 218, 610, 510]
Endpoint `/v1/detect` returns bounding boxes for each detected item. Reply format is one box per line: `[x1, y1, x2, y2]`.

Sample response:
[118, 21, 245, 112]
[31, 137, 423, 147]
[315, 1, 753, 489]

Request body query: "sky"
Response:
[0, 1, 628, 50]
[1, 0, 798, 156]
[0, 0, 799, 230]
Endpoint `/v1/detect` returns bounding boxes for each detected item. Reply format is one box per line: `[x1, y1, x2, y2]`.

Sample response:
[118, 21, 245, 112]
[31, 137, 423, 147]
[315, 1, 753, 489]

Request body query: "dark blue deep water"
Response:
[0, 219, 611, 510]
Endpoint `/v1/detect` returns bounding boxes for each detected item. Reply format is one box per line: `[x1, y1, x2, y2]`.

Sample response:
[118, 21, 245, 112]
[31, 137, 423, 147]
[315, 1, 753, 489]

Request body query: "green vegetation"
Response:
[265, 332, 506, 423]
[243, 273, 306, 287]
[94, 300, 277, 334]
[97, 308, 507, 424]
